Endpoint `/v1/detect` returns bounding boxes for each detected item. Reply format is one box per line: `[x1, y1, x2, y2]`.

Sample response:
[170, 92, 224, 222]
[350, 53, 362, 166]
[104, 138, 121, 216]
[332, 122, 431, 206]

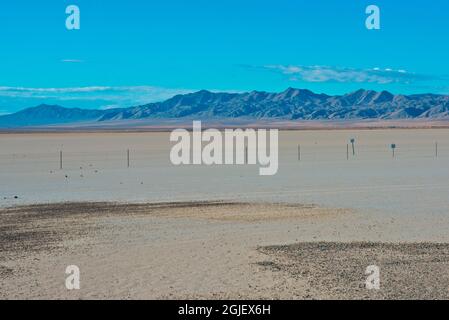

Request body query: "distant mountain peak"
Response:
[193, 89, 213, 95]
[0, 104, 104, 127]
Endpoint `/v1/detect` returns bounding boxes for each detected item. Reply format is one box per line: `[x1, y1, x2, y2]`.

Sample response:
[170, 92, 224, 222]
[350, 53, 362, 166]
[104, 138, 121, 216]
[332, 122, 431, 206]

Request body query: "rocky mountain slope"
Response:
[1, 88, 449, 127]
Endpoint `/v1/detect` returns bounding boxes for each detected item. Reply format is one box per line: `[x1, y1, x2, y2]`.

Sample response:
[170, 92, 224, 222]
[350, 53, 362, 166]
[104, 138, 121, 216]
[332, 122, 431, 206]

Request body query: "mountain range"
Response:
[1, 88, 449, 127]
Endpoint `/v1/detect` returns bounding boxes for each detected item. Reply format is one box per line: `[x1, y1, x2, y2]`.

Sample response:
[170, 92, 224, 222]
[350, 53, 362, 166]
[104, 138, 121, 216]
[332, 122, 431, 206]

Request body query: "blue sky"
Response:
[1, 0, 448, 113]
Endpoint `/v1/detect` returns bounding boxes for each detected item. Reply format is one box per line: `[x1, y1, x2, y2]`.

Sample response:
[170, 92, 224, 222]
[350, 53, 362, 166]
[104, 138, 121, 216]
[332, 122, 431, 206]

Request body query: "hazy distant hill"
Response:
[0, 104, 105, 127]
[1, 89, 449, 127]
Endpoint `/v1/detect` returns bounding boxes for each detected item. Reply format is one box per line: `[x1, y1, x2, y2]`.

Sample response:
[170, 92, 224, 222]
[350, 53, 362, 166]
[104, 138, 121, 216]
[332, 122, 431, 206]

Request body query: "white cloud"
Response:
[0, 86, 112, 95]
[261, 65, 426, 84]
[0, 86, 195, 111]
[61, 59, 84, 63]
[0, 86, 192, 101]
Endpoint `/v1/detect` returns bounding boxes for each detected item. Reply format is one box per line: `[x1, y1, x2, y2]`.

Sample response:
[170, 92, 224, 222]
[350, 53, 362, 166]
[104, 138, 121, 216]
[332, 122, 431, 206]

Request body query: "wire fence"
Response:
[0, 141, 447, 171]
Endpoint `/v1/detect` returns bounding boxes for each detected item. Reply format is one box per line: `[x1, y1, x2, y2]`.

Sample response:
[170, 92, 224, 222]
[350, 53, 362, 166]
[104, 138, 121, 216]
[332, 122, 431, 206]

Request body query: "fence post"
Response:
[127, 149, 130, 168]
[60, 151, 63, 170]
[350, 139, 355, 156]
[391, 144, 396, 158]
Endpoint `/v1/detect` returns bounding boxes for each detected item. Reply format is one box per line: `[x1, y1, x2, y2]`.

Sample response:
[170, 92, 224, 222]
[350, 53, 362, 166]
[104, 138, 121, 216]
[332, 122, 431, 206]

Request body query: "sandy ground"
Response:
[1, 129, 449, 299]
[259, 242, 449, 299]
[1, 129, 449, 213]
[1, 201, 449, 300]
[2, 118, 449, 132]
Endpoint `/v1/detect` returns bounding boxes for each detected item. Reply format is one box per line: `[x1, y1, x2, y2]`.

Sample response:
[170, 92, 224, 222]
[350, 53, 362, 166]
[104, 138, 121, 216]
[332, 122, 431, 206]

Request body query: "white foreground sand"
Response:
[1, 201, 449, 300]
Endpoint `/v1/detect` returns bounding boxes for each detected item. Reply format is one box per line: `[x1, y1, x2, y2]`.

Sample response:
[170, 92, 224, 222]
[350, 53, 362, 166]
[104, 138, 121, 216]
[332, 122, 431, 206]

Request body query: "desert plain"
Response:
[1, 128, 449, 299]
